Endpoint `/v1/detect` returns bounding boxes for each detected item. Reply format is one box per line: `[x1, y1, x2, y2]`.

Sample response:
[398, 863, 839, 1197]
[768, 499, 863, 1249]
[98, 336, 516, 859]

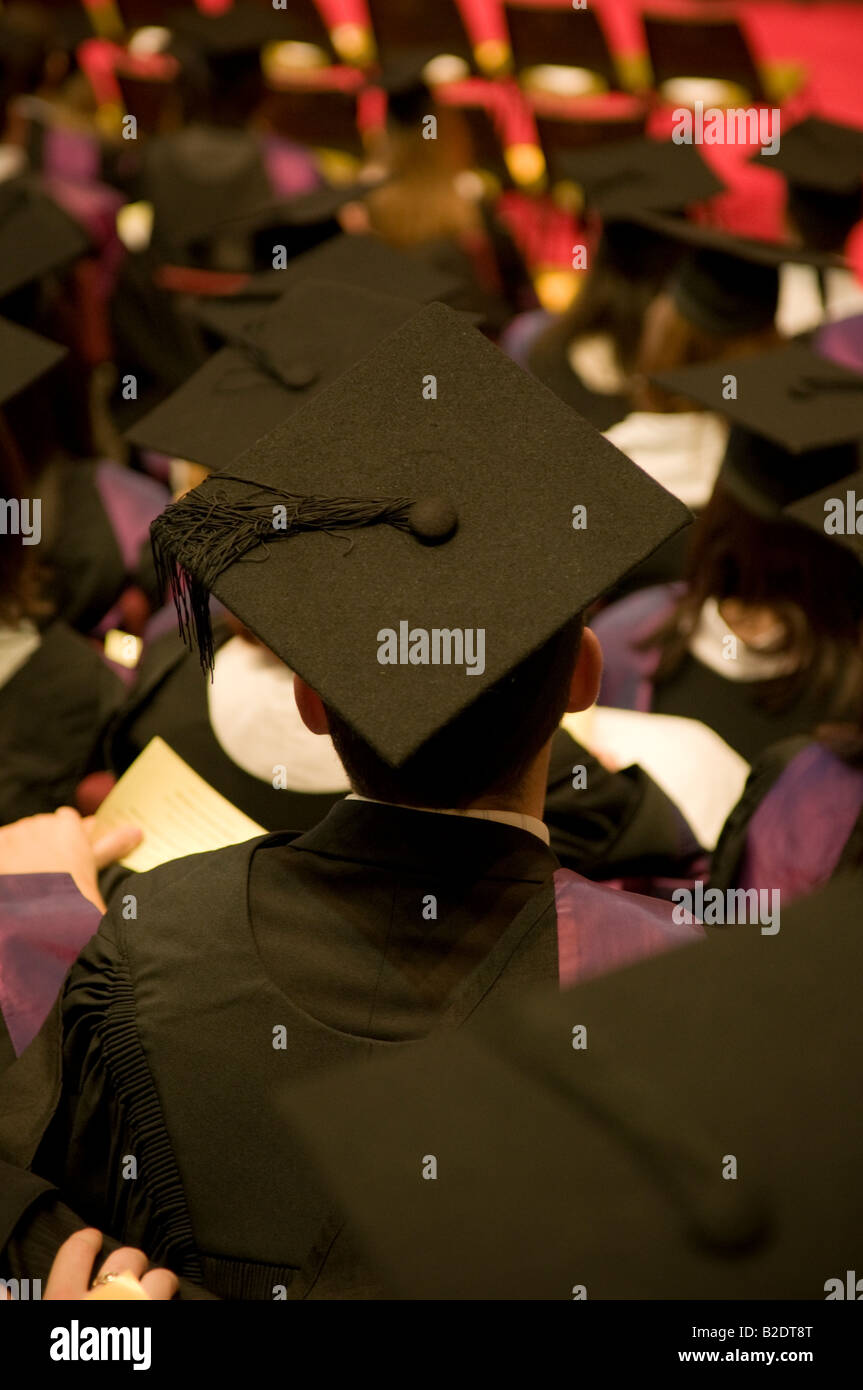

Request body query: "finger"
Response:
[44, 1227, 103, 1300]
[139, 1268, 179, 1301]
[90, 824, 143, 869]
[91, 1246, 149, 1285]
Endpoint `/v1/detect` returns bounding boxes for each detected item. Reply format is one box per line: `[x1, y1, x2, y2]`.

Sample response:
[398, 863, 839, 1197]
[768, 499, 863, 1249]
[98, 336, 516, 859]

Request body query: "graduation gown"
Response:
[0, 621, 122, 823]
[0, 874, 100, 1067]
[0, 801, 696, 1299]
[710, 737, 863, 899]
[500, 310, 630, 433]
[278, 874, 863, 1299]
[0, 1157, 216, 1300]
[40, 460, 170, 635]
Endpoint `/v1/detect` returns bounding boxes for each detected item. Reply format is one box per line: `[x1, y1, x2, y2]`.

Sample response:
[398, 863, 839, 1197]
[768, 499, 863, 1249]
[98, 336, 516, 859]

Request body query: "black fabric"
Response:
[651, 654, 835, 764]
[0, 1161, 60, 1264]
[106, 621, 345, 833]
[39, 462, 126, 633]
[0, 623, 122, 823]
[708, 735, 810, 892]
[0, 176, 89, 299]
[546, 728, 700, 879]
[280, 873, 863, 1298]
[0, 1159, 217, 1299]
[0, 315, 66, 405]
[0, 1012, 14, 1077]
[525, 323, 629, 432]
[109, 248, 211, 426]
[125, 280, 432, 470]
[0, 804, 560, 1298]
[651, 341, 863, 456]
[555, 139, 724, 219]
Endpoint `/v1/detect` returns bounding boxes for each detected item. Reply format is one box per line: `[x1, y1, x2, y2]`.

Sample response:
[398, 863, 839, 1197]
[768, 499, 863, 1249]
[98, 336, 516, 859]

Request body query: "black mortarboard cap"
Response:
[535, 104, 648, 184]
[279, 873, 863, 1299]
[651, 343, 863, 516]
[127, 278, 440, 469]
[0, 314, 66, 405]
[150, 302, 691, 766]
[633, 208, 844, 268]
[635, 210, 843, 337]
[373, 54, 434, 128]
[752, 118, 863, 253]
[0, 176, 89, 298]
[208, 174, 389, 255]
[785, 470, 863, 563]
[554, 138, 724, 219]
[752, 117, 863, 197]
[213, 231, 466, 308]
[139, 125, 275, 259]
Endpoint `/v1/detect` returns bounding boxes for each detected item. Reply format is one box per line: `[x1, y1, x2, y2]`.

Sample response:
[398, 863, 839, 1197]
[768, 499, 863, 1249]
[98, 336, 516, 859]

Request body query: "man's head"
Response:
[295, 618, 601, 810]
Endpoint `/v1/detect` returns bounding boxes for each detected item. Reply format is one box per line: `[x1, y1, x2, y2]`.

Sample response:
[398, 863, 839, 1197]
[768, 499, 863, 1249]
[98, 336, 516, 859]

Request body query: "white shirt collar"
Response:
[346, 794, 551, 845]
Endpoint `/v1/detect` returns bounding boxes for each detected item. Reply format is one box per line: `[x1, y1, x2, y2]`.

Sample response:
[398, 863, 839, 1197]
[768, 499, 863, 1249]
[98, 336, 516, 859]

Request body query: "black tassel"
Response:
[151, 475, 416, 675]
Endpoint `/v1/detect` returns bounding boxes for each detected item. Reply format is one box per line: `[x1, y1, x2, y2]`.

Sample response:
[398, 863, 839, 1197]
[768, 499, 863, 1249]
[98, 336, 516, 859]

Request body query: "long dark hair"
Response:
[643, 482, 863, 717]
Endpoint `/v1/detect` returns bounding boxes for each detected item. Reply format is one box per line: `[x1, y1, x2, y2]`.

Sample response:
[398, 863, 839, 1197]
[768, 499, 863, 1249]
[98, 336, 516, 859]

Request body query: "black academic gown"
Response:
[525, 321, 630, 433]
[277, 873, 863, 1300]
[0, 622, 122, 823]
[0, 1159, 216, 1300]
[0, 802, 561, 1299]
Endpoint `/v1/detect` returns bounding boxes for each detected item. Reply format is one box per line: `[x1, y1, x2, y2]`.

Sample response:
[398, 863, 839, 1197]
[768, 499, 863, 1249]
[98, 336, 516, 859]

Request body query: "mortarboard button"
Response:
[277, 360, 319, 389]
[406, 497, 458, 545]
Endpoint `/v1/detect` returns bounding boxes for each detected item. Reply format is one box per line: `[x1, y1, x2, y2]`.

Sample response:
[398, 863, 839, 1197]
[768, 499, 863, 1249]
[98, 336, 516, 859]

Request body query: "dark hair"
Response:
[645, 483, 863, 715]
[325, 617, 584, 808]
[630, 290, 782, 413]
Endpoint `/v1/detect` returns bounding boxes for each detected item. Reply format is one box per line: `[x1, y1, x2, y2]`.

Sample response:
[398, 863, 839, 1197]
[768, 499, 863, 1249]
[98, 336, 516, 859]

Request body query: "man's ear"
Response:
[566, 627, 602, 713]
[294, 675, 331, 735]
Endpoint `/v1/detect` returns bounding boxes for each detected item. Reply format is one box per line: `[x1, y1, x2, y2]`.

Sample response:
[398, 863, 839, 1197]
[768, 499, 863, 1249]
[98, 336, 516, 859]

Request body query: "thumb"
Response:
[90, 823, 143, 869]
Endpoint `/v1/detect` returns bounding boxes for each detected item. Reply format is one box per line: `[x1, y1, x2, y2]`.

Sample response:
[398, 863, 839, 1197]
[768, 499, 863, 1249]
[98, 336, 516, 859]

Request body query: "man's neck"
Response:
[350, 743, 553, 828]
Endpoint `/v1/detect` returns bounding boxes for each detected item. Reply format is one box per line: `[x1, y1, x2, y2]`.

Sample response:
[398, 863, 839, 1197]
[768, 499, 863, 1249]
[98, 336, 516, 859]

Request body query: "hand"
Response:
[44, 1228, 178, 1301]
[0, 808, 142, 912]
